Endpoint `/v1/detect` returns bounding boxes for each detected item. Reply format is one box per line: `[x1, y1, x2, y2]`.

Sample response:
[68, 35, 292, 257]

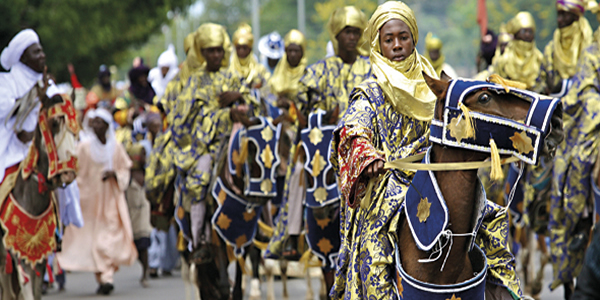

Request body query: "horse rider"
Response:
[549, 1, 600, 298]
[331, 2, 523, 298]
[0, 28, 52, 183]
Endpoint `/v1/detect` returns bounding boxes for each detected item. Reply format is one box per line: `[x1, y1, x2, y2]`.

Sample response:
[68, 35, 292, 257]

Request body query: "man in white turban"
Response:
[0, 28, 53, 181]
[149, 44, 179, 99]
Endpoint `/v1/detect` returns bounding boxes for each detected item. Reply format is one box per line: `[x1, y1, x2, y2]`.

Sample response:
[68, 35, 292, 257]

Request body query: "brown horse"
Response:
[0, 81, 78, 300]
[395, 73, 563, 299]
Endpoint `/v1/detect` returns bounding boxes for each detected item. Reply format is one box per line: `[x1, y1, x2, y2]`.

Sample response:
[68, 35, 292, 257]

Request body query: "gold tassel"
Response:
[257, 220, 274, 237]
[489, 138, 504, 181]
[299, 249, 313, 272]
[237, 256, 248, 275]
[458, 103, 476, 139]
[234, 137, 248, 177]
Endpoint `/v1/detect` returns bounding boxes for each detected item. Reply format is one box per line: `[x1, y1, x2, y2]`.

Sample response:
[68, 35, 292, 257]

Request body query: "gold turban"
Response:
[495, 12, 542, 89]
[506, 11, 536, 35]
[424, 32, 445, 75]
[363, 1, 438, 121]
[232, 23, 254, 46]
[498, 23, 513, 44]
[327, 6, 368, 56]
[552, 1, 593, 79]
[268, 29, 308, 98]
[180, 32, 202, 80]
[284, 29, 306, 49]
[194, 23, 232, 69]
[230, 23, 262, 80]
[557, 0, 586, 16]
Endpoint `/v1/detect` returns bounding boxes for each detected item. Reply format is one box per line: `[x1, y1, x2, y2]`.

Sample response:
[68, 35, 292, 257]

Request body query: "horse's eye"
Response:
[478, 93, 492, 104]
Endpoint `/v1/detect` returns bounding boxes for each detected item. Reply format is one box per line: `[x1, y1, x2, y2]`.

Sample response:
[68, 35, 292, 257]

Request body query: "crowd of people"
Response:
[2, 0, 600, 299]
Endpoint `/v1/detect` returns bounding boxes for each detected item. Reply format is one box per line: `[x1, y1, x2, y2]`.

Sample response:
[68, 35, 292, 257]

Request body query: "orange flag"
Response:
[477, 0, 488, 38]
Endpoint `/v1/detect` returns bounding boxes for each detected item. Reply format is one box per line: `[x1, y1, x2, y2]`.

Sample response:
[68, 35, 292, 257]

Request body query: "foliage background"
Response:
[1, 0, 599, 85]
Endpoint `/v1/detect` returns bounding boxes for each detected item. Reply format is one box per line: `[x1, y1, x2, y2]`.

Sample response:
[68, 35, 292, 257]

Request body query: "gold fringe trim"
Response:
[487, 74, 527, 92]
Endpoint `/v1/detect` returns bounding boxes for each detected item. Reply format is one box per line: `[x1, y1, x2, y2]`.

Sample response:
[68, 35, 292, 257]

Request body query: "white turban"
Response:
[1, 29, 40, 70]
[157, 44, 178, 68]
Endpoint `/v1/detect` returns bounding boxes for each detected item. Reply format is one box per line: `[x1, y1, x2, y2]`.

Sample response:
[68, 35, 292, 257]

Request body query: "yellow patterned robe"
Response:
[265, 55, 371, 258]
[330, 80, 522, 299]
[166, 67, 252, 210]
[549, 36, 600, 290]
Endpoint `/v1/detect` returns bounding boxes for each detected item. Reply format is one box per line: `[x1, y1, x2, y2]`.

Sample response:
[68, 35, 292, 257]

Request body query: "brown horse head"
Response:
[423, 72, 563, 160]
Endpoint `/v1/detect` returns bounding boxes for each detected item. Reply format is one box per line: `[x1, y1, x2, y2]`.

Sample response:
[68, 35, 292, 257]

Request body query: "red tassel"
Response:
[37, 173, 48, 194]
[35, 270, 40, 277]
[46, 262, 54, 283]
[5, 253, 12, 274]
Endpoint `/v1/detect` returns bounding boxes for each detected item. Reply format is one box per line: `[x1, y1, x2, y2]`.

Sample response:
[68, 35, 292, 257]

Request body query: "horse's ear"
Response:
[423, 71, 449, 100]
[440, 70, 452, 82]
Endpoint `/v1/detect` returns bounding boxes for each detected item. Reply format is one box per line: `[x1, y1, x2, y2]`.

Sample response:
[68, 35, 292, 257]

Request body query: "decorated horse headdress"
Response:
[429, 76, 560, 168]
[22, 93, 79, 186]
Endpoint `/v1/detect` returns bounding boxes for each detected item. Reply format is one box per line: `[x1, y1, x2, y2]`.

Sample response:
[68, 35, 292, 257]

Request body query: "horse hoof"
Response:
[249, 278, 261, 299]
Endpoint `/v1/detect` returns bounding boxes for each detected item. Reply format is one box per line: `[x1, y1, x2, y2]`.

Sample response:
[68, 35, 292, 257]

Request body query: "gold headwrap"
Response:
[194, 23, 232, 69]
[180, 32, 202, 80]
[364, 1, 438, 121]
[232, 23, 254, 46]
[327, 6, 369, 56]
[268, 29, 308, 98]
[230, 23, 261, 81]
[424, 32, 445, 76]
[552, 16, 592, 79]
[495, 12, 542, 89]
[506, 11, 536, 35]
[557, 0, 586, 16]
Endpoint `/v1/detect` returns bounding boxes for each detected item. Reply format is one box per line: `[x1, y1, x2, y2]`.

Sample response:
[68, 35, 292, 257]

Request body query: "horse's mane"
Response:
[6, 84, 40, 131]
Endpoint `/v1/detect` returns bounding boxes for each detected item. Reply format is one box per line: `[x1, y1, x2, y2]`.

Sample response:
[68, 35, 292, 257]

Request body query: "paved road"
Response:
[43, 259, 566, 300]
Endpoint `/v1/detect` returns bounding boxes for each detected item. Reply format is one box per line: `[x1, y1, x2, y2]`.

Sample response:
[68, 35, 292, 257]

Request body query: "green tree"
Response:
[0, 0, 191, 85]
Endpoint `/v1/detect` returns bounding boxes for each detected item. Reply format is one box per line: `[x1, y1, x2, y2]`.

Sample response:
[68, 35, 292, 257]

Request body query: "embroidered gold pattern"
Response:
[509, 131, 534, 155]
[417, 197, 431, 223]
[309, 127, 324, 145]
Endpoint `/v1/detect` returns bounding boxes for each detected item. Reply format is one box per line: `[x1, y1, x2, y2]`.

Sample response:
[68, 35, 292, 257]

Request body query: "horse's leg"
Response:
[280, 259, 289, 300]
[564, 280, 574, 300]
[531, 232, 549, 296]
[232, 256, 244, 300]
[305, 266, 314, 300]
[263, 259, 275, 300]
[320, 268, 333, 300]
[189, 263, 201, 300]
[248, 245, 261, 300]
[31, 262, 46, 300]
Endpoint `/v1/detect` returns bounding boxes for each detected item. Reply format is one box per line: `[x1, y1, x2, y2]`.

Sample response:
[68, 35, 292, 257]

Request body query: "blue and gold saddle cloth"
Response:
[300, 109, 340, 208]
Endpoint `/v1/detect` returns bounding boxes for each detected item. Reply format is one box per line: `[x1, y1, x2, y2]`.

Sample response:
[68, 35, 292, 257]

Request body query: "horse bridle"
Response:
[22, 96, 79, 192]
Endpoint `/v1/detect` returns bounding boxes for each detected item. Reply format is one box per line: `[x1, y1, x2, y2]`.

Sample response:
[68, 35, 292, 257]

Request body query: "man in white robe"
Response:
[0, 29, 47, 181]
[149, 44, 179, 100]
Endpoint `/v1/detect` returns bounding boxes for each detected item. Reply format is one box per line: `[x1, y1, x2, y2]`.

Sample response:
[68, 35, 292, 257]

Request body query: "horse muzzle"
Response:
[541, 103, 564, 159]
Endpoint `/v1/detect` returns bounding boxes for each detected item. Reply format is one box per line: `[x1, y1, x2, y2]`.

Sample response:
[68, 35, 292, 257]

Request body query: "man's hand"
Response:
[276, 97, 291, 109]
[219, 91, 243, 108]
[102, 170, 117, 181]
[230, 107, 254, 128]
[362, 160, 386, 180]
[17, 130, 34, 144]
